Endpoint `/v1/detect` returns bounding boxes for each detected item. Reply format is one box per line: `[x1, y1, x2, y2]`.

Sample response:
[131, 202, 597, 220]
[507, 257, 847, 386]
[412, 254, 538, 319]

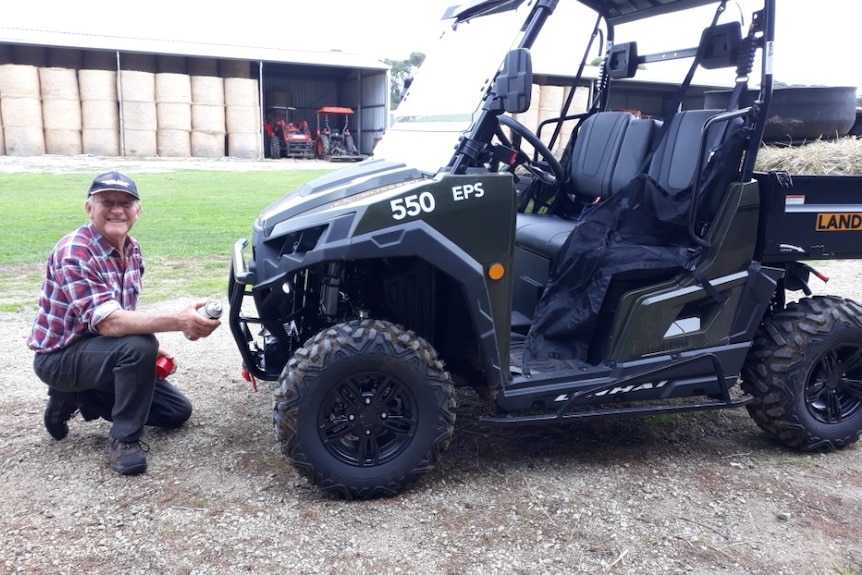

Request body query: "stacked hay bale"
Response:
[40, 66, 82, 155]
[0, 64, 45, 155]
[189, 58, 226, 158]
[156, 69, 192, 157]
[119, 55, 158, 157]
[79, 51, 120, 156]
[222, 60, 260, 159]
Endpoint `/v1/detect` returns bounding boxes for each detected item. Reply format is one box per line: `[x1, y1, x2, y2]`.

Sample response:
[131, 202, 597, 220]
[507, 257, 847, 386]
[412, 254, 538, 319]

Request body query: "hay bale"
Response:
[0, 64, 40, 98]
[191, 130, 225, 158]
[155, 73, 191, 103]
[82, 99, 119, 130]
[157, 129, 191, 157]
[1, 96, 43, 128]
[192, 104, 225, 132]
[191, 76, 225, 105]
[227, 132, 260, 159]
[39, 67, 80, 100]
[224, 77, 258, 107]
[225, 104, 260, 134]
[4, 125, 45, 155]
[122, 101, 157, 130]
[78, 69, 117, 101]
[82, 127, 120, 156]
[754, 138, 862, 175]
[42, 98, 82, 130]
[119, 70, 155, 101]
[122, 128, 157, 156]
[44, 129, 82, 155]
[157, 102, 191, 130]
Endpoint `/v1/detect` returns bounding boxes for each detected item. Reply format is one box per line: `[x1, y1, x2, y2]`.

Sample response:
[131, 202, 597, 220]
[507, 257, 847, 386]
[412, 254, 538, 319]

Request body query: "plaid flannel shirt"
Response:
[27, 222, 144, 354]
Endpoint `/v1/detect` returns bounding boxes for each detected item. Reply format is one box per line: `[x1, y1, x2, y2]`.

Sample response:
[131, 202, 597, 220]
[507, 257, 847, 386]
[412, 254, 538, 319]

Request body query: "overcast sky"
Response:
[5, 1, 860, 89]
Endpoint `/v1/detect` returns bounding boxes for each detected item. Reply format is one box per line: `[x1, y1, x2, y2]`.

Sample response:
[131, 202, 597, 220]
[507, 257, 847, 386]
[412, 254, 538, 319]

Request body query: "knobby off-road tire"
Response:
[273, 319, 456, 500]
[742, 295, 862, 450]
[270, 135, 281, 159]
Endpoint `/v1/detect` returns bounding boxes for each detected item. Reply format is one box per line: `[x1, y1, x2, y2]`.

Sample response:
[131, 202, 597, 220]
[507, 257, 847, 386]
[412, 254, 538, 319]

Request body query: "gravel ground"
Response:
[2, 155, 861, 575]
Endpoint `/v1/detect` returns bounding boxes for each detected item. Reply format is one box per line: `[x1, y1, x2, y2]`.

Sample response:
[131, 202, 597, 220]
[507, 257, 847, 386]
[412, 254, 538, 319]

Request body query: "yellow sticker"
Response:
[816, 213, 862, 231]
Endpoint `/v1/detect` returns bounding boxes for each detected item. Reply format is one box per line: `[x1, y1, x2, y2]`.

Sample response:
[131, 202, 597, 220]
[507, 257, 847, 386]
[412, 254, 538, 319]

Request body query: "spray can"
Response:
[198, 301, 223, 320]
[184, 301, 224, 339]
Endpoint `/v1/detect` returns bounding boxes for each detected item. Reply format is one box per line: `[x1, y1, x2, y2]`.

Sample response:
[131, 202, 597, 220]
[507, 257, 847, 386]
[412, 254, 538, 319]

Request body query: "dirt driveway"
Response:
[2, 155, 860, 575]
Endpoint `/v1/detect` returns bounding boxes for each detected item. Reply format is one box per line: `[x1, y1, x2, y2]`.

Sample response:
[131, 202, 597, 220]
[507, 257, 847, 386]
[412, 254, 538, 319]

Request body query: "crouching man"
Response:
[27, 171, 221, 475]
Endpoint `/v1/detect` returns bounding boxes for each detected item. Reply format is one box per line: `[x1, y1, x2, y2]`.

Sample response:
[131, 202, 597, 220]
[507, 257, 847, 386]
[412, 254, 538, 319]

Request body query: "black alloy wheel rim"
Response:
[317, 371, 419, 467]
[806, 343, 862, 424]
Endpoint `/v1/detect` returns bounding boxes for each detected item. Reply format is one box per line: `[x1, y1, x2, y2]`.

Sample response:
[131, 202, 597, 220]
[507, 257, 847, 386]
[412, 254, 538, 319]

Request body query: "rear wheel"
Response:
[742, 295, 862, 450]
[273, 319, 456, 499]
[270, 135, 281, 159]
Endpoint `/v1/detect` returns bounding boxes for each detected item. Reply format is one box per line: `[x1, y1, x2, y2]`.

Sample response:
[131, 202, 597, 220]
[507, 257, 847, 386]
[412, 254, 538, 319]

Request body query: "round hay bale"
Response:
[39, 67, 80, 100]
[119, 70, 155, 101]
[122, 101, 157, 130]
[157, 55, 187, 75]
[82, 50, 117, 71]
[191, 76, 225, 105]
[11, 45, 47, 67]
[227, 131, 261, 159]
[78, 69, 117, 101]
[224, 77, 258, 107]
[82, 127, 120, 156]
[0, 64, 41, 98]
[219, 59, 250, 79]
[225, 105, 260, 134]
[122, 53, 157, 73]
[191, 104, 225, 132]
[157, 102, 191, 130]
[48, 49, 83, 70]
[122, 128, 157, 156]
[538, 85, 564, 118]
[157, 129, 191, 157]
[0, 96, 43, 128]
[191, 130, 225, 158]
[42, 98, 83, 130]
[155, 73, 191, 103]
[188, 58, 219, 77]
[44, 128, 82, 155]
[81, 99, 119, 130]
[4, 125, 45, 155]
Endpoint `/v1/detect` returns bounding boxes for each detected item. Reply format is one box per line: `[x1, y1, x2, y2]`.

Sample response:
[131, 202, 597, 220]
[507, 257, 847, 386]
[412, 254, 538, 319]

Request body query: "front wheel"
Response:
[742, 295, 862, 450]
[273, 319, 456, 499]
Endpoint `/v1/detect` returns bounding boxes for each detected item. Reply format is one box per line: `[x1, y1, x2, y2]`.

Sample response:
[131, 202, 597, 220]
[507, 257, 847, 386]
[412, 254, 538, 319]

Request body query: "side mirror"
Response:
[492, 48, 533, 114]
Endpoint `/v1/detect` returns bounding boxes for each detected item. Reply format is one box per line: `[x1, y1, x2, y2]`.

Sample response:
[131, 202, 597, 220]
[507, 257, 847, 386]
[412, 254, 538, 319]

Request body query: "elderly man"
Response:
[27, 171, 221, 475]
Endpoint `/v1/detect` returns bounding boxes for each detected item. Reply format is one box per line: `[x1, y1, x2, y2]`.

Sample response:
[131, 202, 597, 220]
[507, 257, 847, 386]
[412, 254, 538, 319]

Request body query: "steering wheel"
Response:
[496, 114, 565, 186]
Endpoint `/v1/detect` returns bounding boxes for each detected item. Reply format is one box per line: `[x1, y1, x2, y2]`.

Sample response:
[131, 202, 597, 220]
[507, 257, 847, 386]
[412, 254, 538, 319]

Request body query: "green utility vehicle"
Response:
[228, 0, 862, 499]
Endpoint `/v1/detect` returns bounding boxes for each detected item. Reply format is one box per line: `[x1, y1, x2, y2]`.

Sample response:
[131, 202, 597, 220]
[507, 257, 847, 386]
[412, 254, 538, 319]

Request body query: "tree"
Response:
[385, 52, 426, 110]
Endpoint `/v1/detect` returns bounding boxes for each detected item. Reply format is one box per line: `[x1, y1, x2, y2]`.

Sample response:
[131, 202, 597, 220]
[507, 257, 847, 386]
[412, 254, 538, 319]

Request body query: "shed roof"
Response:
[0, 24, 389, 71]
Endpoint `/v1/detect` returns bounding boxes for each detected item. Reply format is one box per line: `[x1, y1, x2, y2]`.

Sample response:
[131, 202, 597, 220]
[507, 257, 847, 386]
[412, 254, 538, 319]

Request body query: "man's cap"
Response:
[87, 171, 139, 199]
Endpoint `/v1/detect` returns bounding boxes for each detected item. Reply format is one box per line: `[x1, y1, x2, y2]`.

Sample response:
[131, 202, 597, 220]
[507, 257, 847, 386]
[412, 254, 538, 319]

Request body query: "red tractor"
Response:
[264, 106, 314, 159]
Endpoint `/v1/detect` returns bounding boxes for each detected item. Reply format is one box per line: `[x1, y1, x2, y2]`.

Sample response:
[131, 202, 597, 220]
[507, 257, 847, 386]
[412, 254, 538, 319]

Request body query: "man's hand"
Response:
[180, 301, 222, 341]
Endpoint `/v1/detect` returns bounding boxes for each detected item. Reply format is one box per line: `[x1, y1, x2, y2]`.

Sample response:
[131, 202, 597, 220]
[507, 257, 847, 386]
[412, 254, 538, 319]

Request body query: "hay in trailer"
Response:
[754, 137, 862, 175]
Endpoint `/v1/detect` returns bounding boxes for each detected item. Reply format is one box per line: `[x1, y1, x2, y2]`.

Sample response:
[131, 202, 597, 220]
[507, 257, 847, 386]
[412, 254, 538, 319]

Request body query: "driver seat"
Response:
[515, 111, 660, 257]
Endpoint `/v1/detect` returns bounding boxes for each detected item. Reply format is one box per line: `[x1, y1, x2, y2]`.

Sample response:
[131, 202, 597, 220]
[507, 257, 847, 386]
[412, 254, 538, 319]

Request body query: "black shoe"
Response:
[109, 438, 149, 475]
[43, 390, 78, 440]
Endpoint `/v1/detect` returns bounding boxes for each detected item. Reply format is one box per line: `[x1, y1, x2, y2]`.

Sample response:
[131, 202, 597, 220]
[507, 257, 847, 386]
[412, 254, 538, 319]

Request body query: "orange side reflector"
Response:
[488, 263, 505, 280]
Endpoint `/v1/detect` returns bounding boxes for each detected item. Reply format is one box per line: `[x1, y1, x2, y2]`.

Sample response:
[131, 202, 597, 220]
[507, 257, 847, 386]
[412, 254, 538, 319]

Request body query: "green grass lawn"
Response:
[0, 169, 331, 305]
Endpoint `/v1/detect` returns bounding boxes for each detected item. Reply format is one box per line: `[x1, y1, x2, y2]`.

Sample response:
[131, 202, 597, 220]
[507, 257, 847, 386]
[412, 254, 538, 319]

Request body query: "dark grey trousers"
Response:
[33, 334, 193, 442]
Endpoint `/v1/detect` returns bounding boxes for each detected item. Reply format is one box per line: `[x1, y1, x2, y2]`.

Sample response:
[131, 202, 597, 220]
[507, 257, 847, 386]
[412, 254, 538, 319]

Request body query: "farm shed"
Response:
[0, 28, 390, 159]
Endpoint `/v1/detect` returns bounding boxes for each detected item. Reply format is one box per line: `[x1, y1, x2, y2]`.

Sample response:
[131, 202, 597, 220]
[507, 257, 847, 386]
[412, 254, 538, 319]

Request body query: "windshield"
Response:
[372, 1, 533, 174]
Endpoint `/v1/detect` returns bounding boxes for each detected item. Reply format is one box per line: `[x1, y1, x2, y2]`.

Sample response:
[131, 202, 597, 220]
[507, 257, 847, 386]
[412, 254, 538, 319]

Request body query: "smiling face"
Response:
[85, 191, 141, 251]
